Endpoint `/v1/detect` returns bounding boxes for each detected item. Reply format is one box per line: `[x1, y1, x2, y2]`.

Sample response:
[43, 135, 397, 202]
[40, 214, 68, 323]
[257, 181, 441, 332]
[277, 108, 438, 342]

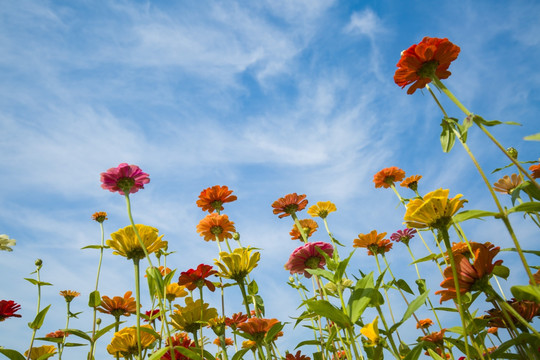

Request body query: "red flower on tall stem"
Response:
[435, 243, 502, 303]
[394, 37, 460, 94]
[373, 167, 405, 189]
[100, 163, 150, 195]
[0, 300, 21, 321]
[272, 193, 308, 218]
[197, 185, 237, 213]
[178, 264, 218, 292]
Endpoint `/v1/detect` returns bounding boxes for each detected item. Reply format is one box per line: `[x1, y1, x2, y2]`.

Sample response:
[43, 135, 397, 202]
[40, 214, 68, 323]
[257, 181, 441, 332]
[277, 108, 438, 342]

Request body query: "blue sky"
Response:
[1, 0, 539, 358]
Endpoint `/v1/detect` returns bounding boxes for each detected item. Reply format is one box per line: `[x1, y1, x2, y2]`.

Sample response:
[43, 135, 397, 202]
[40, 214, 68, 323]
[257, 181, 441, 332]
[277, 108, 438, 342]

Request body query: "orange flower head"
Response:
[373, 167, 406, 189]
[450, 241, 496, 260]
[531, 269, 540, 285]
[421, 329, 446, 344]
[97, 291, 137, 318]
[353, 230, 391, 255]
[486, 298, 540, 328]
[59, 290, 80, 303]
[46, 330, 68, 338]
[394, 37, 460, 94]
[237, 318, 281, 343]
[416, 318, 433, 329]
[196, 213, 236, 242]
[197, 185, 237, 213]
[272, 193, 308, 218]
[493, 174, 523, 194]
[225, 312, 248, 330]
[290, 219, 318, 241]
[435, 243, 503, 303]
[487, 327, 498, 335]
[92, 211, 108, 223]
[529, 163, 540, 179]
[400, 175, 422, 191]
[286, 350, 311, 360]
[213, 337, 234, 347]
[366, 240, 393, 256]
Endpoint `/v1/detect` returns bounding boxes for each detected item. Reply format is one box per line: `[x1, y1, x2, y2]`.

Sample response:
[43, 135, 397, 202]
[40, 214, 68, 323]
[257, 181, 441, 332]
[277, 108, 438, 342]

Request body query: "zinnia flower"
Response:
[360, 316, 380, 347]
[165, 283, 188, 302]
[404, 188, 467, 229]
[435, 243, 503, 303]
[196, 213, 236, 242]
[107, 224, 167, 260]
[170, 297, 218, 333]
[353, 230, 392, 255]
[390, 228, 417, 245]
[237, 317, 281, 343]
[373, 167, 406, 189]
[486, 299, 540, 328]
[394, 37, 460, 94]
[272, 193, 308, 218]
[208, 316, 227, 336]
[214, 247, 260, 282]
[0, 300, 22, 321]
[0, 234, 16, 252]
[290, 219, 318, 241]
[400, 175, 422, 191]
[529, 163, 540, 179]
[366, 240, 393, 256]
[213, 337, 234, 346]
[144, 309, 161, 323]
[106, 325, 157, 357]
[46, 330, 68, 338]
[493, 174, 523, 194]
[24, 345, 57, 360]
[161, 333, 195, 360]
[416, 318, 433, 329]
[92, 211, 108, 223]
[307, 201, 337, 219]
[97, 291, 137, 318]
[421, 329, 446, 344]
[196, 185, 237, 213]
[59, 290, 80, 303]
[100, 163, 150, 195]
[285, 350, 311, 360]
[177, 264, 218, 292]
[225, 312, 248, 330]
[284, 241, 334, 278]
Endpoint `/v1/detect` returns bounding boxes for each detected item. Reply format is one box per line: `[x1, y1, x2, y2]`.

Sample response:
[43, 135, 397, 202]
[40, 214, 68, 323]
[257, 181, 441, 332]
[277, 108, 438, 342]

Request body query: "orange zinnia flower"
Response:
[225, 312, 248, 330]
[97, 291, 137, 318]
[59, 290, 80, 303]
[373, 167, 406, 189]
[353, 230, 391, 256]
[197, 185, 237, 213]
[366, 240, 393, 256]
[435, 243, 502, 303]
[177, 264, 218, 292]
[237, 318, 281, 342]
[486, 299, 540, 328]
[286, 350, 311, 360]
[421, 329, 446, 344]
[272, 193, 308, 218]
[493, 174, 522, 194]
[290, 219, 318, 241]
[46, 330, 68, 338]
[400, 175, 422, 191]
[92, 211, 108, 223]
[196, 213, 236, 242]
[416, 318, 433, 329]
[213, 337, 234, 346]
[394, 37, 460, 94]
[529, 163, 540, 179]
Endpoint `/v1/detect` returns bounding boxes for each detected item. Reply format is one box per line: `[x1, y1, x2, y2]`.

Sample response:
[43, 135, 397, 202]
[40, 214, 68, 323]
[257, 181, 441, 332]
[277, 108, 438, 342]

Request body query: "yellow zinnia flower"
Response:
[165, 283, 188, 302]
[170, 297, 218, 333]
[360, 316, 380, 347]
[214, 247, 260, 282]
[24, 345, 57, 360]
[107, 224, 168, 260]
[106, 325, 157, 357]
[307, 201, 337, 219]
[404, 189, 467, 230]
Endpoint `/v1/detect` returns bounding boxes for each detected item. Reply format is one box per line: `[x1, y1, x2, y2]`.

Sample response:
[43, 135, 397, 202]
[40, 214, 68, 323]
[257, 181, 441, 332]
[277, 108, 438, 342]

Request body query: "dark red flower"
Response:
[394, 37, 460, 94]
[178, 264, 218, 292]
[0, 300, 21, 321]
[286, 350, 311, 360]
[161, 333, 195, 360]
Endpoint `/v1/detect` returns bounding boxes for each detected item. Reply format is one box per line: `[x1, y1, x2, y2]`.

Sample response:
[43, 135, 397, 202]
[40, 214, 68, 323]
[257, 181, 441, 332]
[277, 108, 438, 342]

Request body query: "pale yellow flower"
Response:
[404, 189, 467, 229]
[0, 234, 16, 252]
[106, 325, 157, 357]
[170, 297, 218, 333]
[107, 224, 168, 260]
[24, 345, 57, 360]
[307, 201, 337, 219]
[214, 247, 260, 282]
[165, 283, 188, 302]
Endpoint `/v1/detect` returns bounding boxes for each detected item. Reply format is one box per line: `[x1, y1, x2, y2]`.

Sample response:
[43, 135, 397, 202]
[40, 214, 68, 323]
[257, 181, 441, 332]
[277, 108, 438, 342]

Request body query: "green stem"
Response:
[198, 286, 205, 359]
[133, 259, 142, 360]
[89, 221, 106, 359]
[238, 279, 252, 317]
[26, 262, 42, 360]
[291, 212, 308, 243]
[373, 254, 401, 343]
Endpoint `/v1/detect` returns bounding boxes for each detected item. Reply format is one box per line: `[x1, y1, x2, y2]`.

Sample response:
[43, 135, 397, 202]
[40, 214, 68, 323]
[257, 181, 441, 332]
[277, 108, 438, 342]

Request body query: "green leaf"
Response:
[313, 351, 324, 360]
[402, 342, 425, 360]
[264, 321, 285, 343]
[94, 321, 123, 341]
[396, 279, 414, 295]
[231, 349, 250, 360]
[440, 118, 456, 153]
[63, 343, 87, 347]
[492, 265, 510, 280]
[415, 279, 427, 294]
[305, 268, 334, 282]
[248, 280, 258, 295]
[88, 290, 101, 308]
[472, 115, 521, 127]
[65, 328, 92, 342]
[426, 348, 445, 360]
[0, 349, 26, 360]
[81, 245, 110, 250]
[517, 181, 540, 202]
[452, 210, 498, 223]
[507, 201, 540, 214]
[140, 325, 161, 340]
[147, 348, 169, 360]
[294, 340, 323, 349]
[174, 346, 203, 360]
[305, 299, 352, 328]
[524, 132, 540, 141]
[410, 254, 440, 265]
[24, 278, 53, 286]
[510, 284, 540, 302]
[348, 272, 378, 323]
[501, 247, 540, 257]
[146, 266, 165, 299]
[389, 290, 430, 333]
[334, 250, 354, 283]
[490, 333, 539, 358]
[28, 304, 51, 330]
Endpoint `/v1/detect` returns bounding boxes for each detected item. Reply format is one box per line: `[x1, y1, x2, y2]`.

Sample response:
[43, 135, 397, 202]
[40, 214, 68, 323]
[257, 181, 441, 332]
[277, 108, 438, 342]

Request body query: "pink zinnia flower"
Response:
[390, 228, 417, 244]
[100, 163, 150, 195]
[284, 241, 334, 278]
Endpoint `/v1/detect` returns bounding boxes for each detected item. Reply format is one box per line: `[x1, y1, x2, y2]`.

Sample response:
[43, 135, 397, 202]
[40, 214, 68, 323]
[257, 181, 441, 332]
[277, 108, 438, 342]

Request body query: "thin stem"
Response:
[26, 262, 42, 360]
[89, 221, 106, 358]
[133, 259, 142, 359]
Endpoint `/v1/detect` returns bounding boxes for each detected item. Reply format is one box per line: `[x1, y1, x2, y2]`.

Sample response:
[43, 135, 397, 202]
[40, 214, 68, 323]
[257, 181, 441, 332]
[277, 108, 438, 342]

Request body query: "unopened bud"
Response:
[96, 318, 102, 325]
[233, 232, 240, 241]
[35, 259, 43, 267]
[507, 147, 518, 159]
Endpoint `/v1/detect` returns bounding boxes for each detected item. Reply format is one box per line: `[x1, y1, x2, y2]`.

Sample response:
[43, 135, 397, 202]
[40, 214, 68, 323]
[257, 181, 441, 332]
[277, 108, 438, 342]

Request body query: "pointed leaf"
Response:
[507, 201, 540, 214]
[510, 285, 540, 302]
[65, 328, 92, 342]
[396, 279, 414, 295]
[305, 299, 352, 328]
[0, 349, 26, 360]
[231, 349, 250, 360]
[94, 321, 124, 341]
[492, 265, 510, 280]
[28, 304, 51, 330]
[452, 210, 498, 223]
[524, 132, 540, 141]
[147, 348, 169, 360]
[440, 119, 456, 153]
[88, 290, 101, 308]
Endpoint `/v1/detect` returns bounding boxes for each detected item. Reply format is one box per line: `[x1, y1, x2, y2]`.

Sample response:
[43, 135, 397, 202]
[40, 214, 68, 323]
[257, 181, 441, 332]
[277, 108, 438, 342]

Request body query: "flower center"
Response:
[417, 60, 439, 79]
[383, 176, 395, 185]
[211, 226, 223, 236]
[116, 177, 135, 193]
[284, 204, 299, 214]
[305, 256, 321, 269]
[211, 200, 223, 210]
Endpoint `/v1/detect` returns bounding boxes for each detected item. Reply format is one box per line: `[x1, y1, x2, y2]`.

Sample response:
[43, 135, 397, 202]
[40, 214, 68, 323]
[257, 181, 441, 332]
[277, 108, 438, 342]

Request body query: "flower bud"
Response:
[35, 259, 43, 267]
[96, 318, 102, 325]
[506, 147, 518, 159]
[233, 232, 240, 241]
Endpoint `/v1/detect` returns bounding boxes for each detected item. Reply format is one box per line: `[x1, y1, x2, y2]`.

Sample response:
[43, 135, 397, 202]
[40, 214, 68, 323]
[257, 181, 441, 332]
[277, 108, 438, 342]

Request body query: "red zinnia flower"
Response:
[46, 330, 68, 338]
[178, 264, 218, 292]
[144, 309, 161, 323]
[225, 312, 248, 330]
[161, 333, 195, 360]
[394, 37, 460, 94]
[284, 241, 334, 278]
[435, 243, 503, 303]
[100, 163, 150, 195]
[272, 193, 308, 218]
[286, 350, 311, 360]
[0, 300, 22, 321]
[373, 167, 406, 189]
[529, 163, 540, 179]
[390, 228, 417, 244]
[197, 185, 237, 213]
[196, 213, 236, 242]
